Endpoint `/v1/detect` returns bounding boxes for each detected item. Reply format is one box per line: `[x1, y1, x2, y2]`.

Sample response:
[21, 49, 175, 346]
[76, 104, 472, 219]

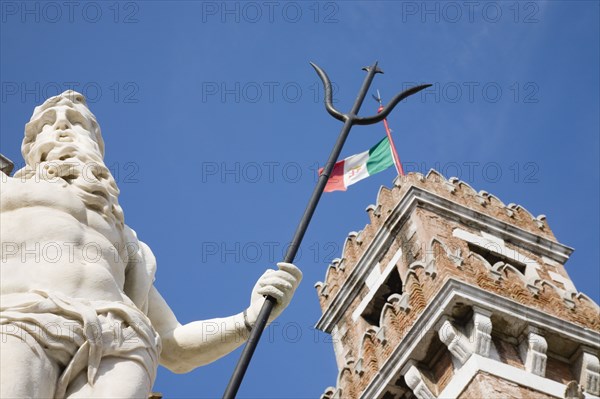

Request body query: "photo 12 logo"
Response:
[200, 1, 339, 24]
[1, 1, 140, 23]
[399, 1, 541, 24]
[400, 81, 540, 104]
[200, 81, 341, 104]
[1, 81, 140, 104]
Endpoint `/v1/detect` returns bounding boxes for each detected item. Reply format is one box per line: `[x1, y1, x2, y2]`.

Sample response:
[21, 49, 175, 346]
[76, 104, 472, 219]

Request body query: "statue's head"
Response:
[17, 90, 124, 228]
[22, 90, 104, 165]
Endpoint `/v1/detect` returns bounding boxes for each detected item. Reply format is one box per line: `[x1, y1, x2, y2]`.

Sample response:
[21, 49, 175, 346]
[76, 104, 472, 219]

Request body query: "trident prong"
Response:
[355, 83, 432, 125]
[309, 62, 345, 121]
[310, 61, 431, 125]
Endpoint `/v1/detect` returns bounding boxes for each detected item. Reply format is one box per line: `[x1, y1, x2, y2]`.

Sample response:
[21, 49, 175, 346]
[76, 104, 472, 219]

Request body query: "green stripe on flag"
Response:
[366, 137, 395, 175]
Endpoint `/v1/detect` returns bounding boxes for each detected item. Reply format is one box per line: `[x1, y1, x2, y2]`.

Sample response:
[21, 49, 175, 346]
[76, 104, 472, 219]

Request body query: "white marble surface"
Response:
[0, 91, 301, 398]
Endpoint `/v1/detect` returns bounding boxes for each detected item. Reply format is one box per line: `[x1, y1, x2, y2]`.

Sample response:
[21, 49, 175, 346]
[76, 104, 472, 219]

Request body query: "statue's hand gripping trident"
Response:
[223, 62, 431, 399]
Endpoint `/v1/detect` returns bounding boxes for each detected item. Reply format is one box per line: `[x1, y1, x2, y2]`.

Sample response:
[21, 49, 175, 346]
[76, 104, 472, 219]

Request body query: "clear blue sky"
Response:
[1, 1, 598, 398]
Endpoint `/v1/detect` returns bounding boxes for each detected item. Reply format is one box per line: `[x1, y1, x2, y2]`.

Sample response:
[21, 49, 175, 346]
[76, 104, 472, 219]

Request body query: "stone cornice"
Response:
[316, 185, 574, 333]
[360, 278, 600, 399]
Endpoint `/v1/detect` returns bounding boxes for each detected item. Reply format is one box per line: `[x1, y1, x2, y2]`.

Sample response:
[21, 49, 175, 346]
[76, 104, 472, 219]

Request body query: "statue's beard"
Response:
[66, 161, 125, 229]
[16, 146, 125, 229]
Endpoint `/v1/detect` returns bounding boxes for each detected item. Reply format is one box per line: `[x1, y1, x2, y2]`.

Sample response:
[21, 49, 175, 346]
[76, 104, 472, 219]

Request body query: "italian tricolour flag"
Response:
[321, 137, 395, 192]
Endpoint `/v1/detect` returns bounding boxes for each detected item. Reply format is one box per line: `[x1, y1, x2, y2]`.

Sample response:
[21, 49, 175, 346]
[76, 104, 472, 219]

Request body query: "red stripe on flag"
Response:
[319, 160, 347, 192]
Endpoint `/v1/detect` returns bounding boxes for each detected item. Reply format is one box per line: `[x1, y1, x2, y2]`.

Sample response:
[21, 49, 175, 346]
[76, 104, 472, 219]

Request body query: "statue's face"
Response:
[25, 102, 101, 164]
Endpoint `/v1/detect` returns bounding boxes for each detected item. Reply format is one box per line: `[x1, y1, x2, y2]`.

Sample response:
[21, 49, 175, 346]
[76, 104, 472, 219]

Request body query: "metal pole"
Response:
[222, 62, 430, 398]
[0, 154, 14, 176]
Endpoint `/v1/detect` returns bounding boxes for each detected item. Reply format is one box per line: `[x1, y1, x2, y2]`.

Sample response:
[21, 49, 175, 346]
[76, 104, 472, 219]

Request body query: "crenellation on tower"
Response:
[316, 170, 600, 399]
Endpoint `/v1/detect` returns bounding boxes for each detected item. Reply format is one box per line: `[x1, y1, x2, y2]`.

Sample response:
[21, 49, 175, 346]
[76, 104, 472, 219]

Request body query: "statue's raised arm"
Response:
[0, 91, 301, 398]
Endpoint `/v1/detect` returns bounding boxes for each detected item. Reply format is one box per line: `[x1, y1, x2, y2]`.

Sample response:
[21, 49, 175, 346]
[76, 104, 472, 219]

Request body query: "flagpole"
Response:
[375, 92, 404, 176]
[222, 63, 430, 398]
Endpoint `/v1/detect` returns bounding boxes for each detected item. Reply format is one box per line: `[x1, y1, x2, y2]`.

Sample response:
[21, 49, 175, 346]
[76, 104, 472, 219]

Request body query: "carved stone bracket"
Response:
[471, 306, 492, 357]
[375, 325, 387, 345]
[424, 253, 437, 278]
[319, 386, 336, 399]
[571, 347, 600, 396]
[402, 361, 437, 399]
[562, 290, 577, 309]
[437, 318, 472, 365]
[476, 190, 488, 207]
[388, 292, 411, 313]
[449, 249, 464, 269]
[437, 307, 493, 366]
[490, 261, 506, 281]
[354, 357, 364, 376]
[526, 283, 541, 297]
[519, 327, 548, 377]
[564, 381, 585, 399]
[443, 180, 456, 194]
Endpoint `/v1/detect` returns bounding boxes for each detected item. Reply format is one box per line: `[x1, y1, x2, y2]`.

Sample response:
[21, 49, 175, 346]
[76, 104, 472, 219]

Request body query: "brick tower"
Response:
[315, 170, 599, 399]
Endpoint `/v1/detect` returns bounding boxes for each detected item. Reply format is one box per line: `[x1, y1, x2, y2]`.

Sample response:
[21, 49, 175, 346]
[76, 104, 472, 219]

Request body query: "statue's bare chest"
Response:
[1, 177, 124, 253]
[1, 177, 86, 220]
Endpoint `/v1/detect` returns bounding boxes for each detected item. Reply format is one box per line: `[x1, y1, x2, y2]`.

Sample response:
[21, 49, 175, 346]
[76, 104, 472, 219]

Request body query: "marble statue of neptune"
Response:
[0, 91, 302, 398]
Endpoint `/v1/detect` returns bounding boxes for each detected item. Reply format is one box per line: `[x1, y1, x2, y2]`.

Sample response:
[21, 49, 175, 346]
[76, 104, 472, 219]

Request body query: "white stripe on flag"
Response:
[343, 150, 370, 187]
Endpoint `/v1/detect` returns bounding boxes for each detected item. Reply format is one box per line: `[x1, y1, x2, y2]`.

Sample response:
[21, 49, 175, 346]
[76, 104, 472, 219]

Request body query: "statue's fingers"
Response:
[261, 268, 276, 277]
[257, 286, 285, 302]
[277, 262, 303, 283]
[265, 269, 296, 286]
[258, 276, 293, 293]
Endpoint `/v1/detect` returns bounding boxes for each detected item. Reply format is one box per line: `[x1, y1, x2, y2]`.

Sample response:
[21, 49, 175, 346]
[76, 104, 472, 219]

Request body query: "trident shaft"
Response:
[222, 62, 431, 399]
[0, 154, 14, 176]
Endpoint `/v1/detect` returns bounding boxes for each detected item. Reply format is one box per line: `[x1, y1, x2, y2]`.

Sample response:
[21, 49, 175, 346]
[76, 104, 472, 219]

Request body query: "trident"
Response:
[223, 62, 431, 398]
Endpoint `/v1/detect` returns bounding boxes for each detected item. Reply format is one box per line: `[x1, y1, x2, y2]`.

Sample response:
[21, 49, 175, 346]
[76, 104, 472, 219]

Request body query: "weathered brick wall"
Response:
[493, 336, 524, 369]
[457, 372, 556, 399]
[429, 349, 455, 393]
[546, 357, 575, 385]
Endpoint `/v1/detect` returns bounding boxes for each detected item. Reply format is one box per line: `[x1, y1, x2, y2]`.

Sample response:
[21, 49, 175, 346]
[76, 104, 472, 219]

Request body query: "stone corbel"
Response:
[505, 203, 517, 218]
[320, 386, 336, 399]
[476, 191, 488, 206]
[449, 248, 464, 269]
[489, 261, 506, 281]
[475, 192, 487, 206]
[526, 282, 541, 297]
[436, 317, 472, 365]
[470, 306, 493, 357]
[314, 282, 329, 298]
[375, 325, 387, 345]
[423, 248, 438, 278]
[571, 347, 600, 396]
[443, 179, 456, 194]
[423, 252, 437, 278]
[519, 327, 547, 377]
[524, 274, 541, 297]
[564, 381, 585, 399]
[365, 204, 382, 218]
[534, 214, 546, 230]
[388, 292, 411, 312]
[402, 361, 437, 399]
[354, 357, 364, 376]
[562, 290, 577, 310]
[331, 258, 344, 271]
